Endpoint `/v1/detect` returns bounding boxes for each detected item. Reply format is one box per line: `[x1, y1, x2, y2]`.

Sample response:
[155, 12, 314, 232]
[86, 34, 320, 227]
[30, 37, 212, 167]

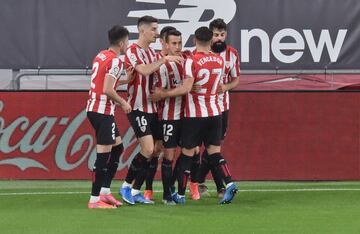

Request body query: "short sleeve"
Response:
[125, 46, 144, 68]
[230, 50, 240, 78]
[106, 58, 122, 79]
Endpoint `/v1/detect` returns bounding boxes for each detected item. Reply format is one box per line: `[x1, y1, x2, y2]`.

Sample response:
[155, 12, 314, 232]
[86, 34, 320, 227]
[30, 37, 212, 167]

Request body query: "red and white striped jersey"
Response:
[86, 49, 122, 115]
[156, 51, 165, 60]
[156, 61, 185, 120]
[184, 52, 224, 118]
[125, 43, 158, 113]
[217, 46, 240, 112]
[155, 51, 192, 120]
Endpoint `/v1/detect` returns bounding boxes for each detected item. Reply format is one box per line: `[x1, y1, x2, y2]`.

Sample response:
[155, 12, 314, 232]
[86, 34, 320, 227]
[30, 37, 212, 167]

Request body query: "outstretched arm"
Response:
[135, 56, 184, 76]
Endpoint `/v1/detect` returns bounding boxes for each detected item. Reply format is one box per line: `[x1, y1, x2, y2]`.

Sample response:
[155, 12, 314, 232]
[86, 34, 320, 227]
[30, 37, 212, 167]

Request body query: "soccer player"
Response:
[142, 25, 177, 201]
[86, 25, 132, 209]
[151, 26, 237, 204]
[119, 16, 183, 205]
[152, 29, 187, 204]
[154, 27, 201, 201]
[195, 18, 240, 198]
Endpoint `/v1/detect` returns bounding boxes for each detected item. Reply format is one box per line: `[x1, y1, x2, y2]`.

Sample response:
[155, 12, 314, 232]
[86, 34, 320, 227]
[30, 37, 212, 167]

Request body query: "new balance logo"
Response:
[241, 28, 348, 64]
[125, 0, 237, 50]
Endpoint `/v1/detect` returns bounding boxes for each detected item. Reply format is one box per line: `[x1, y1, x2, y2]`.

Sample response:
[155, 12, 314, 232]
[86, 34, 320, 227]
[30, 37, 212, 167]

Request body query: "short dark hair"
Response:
[108, 25, 129, 45]
[165, 30, 182, 42]
[209, 18, 227, 31]
[137, 15, 158, 28]
[160, 26, 176, 39]
[195, 26, 213, 44]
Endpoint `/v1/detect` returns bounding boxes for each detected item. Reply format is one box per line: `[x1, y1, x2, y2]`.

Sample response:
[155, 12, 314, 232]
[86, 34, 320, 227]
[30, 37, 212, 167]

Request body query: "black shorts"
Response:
[162, 120, 181, 148]
[221, 110, 229, 140]
[180, 115, 222, 149]
[127, 110, 162, 140]
[87, 112, 120, 145]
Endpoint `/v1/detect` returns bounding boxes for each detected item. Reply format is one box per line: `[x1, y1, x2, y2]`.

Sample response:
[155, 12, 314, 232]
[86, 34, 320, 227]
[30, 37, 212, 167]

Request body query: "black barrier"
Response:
[0, 0, 358, 70]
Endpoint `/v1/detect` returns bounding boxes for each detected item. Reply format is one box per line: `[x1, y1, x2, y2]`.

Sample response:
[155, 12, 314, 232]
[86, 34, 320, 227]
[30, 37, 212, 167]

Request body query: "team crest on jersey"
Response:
[124, 0, 237, 51]
[110, 66, 119, 77]
[164, 136, 169, 142]
[140, 126, 146, 133]
[225, 61, 231, 69]
[129, 53, 137, 65]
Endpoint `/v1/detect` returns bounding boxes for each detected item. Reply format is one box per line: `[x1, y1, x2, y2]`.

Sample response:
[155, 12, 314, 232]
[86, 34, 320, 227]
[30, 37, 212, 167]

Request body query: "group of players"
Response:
[86, 15, 240, 209]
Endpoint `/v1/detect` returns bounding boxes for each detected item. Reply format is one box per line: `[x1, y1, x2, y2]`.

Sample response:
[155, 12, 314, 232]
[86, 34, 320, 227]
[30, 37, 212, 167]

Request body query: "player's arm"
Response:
[135, 56, 184, 76]
[191, 84, 201, 92]
[219, 51, 240, 93]
[219, 76, 240, 93]
[150, 77, 194, 101]
[126, 47, 183, 76]
[163, 76, 194, 97]
[103, 74, 131, 113]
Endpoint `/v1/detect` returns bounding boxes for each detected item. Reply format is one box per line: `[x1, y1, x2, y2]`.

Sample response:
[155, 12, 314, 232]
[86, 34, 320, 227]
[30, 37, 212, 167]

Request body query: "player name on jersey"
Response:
[184, 52, 224, 118]
[196, 55, 223, 66]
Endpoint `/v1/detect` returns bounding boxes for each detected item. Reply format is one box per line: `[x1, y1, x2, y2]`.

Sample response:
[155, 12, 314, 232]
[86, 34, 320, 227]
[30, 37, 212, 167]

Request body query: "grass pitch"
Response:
[1, 180, 360, 234]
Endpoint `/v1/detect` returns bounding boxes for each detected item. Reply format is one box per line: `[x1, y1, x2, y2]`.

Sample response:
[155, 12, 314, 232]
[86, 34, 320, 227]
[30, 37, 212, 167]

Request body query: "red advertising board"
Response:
[227, 92, 360, 180]
[0, 92, 137, 179]
[0, 91, 360, 180]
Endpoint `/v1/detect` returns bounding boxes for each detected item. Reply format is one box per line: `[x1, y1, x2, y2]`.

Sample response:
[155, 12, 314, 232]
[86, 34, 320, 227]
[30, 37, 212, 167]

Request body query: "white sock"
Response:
[131, 189, 140, 196]
[226, 182, 234, 189]
[89, 196, 100, 203]
[178, 194, 185, 198]
[100, 187, 111, 195]
[122, 181, 132, 188]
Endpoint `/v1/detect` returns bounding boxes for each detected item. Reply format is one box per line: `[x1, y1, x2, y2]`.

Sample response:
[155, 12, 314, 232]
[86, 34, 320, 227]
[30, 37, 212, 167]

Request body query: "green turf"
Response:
[1, 181, 360, 234]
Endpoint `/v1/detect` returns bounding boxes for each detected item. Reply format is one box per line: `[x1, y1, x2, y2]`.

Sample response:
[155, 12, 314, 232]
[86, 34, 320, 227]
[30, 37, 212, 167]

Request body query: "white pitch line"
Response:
[0, 191, 88, 196]
[239, 188, 360, 192]
[1, 188, 360, 196]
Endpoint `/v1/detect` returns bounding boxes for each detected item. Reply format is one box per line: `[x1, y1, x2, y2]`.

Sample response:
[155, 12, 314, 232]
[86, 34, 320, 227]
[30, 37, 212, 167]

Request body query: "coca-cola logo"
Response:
[0, 99, 140, 175]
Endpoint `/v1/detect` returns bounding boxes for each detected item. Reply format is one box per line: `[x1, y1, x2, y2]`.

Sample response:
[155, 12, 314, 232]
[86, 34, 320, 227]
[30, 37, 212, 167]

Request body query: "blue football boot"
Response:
[133, 193, 155, 204]
[119, 186, 135, 205]
[172, 192, 186, 204]
[219, 183, 238, 204]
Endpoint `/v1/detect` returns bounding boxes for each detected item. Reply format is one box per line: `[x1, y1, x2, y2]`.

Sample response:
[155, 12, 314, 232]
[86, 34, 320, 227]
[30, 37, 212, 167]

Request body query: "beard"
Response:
[211, 41, 227, 53]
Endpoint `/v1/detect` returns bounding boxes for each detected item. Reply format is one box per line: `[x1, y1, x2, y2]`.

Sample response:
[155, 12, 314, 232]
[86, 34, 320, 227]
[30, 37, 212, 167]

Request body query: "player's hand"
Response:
[150, 87, 165, 102]
[120, 101, 132, 114]
[126, 67, 136, 84]
[191, 84, 201, 92]
[164, 55, 184, 64]
[218, 83, 226, 94]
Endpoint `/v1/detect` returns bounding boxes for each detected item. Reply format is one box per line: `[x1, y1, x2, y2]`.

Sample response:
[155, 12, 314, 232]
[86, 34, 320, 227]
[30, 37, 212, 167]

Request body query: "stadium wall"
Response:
[1, 0, 360, 71]
[0, 91, 359, 180]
